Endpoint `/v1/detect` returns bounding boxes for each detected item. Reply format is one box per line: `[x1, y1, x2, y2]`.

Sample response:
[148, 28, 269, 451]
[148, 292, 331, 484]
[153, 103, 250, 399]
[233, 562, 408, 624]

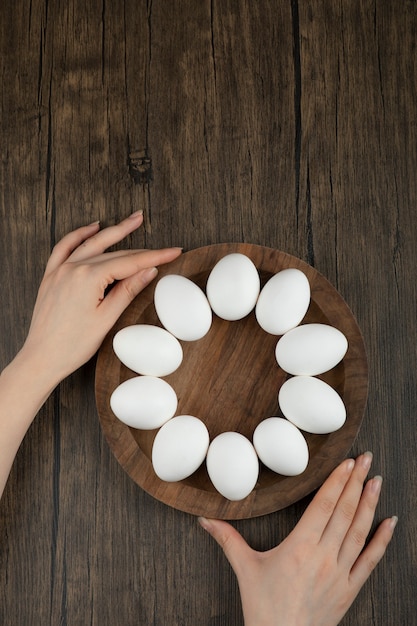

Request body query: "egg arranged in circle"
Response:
[113, 324, 183, 376]
[206, 432, 259, 501]
[276, 323, 348, 375]
[152, 415, 210, 482]
[253, 417, 309, 475]
[206, 253, 260, 321]
[110, 376, 178, 430]
[278, 375, 346, 434]
[256, 268, 311, 335]
[154, 274, 212, 341]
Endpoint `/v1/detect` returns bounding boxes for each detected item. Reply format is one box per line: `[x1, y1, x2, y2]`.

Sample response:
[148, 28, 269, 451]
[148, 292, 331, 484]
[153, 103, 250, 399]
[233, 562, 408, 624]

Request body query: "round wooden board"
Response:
[95, 243, 368, 520]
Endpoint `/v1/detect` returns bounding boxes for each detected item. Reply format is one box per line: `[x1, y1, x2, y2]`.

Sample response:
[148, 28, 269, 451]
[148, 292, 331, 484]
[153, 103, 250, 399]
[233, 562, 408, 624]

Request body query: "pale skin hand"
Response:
[0, 211, 182, 497]
[23, 211, 182, 383]
[200, 452, 397, 626]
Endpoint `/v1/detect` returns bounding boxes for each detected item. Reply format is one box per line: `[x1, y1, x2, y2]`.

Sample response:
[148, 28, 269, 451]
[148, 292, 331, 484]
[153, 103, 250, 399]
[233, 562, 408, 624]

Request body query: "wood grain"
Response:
[1, 0, 416, 624]
[96, 243, 368, 519]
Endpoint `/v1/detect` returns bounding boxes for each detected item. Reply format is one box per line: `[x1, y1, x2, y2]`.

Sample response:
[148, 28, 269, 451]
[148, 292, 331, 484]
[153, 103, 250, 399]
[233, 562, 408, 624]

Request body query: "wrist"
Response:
[0, 347, 59, 498]
[2, 345, 60, 406]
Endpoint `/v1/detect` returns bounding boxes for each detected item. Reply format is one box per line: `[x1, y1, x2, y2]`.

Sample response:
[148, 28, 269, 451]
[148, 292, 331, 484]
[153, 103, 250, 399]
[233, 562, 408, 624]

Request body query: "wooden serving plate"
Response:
[95, 244, 368, 520]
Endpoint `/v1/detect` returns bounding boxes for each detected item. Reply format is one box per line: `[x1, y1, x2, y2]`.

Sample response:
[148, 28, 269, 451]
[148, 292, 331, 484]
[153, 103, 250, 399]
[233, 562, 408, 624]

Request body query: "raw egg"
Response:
[253, 417, 309, 475]
[206, 253, 260, 320]
[154, 274, 212, 341]
[276, 323, 348, 375]
[113, 324, 183, 376]
[152, 415, 210, 481]
[278, 375, 346, 434]
[255, 268, 310, 335]
[110, 376, 178, 429]
[206, 432, 259, 501]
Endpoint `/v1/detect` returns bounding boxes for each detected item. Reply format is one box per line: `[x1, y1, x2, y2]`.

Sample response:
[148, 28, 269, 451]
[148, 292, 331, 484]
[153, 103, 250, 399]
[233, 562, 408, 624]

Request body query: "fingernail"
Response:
[362, 451, 373, 470]
[370, 475, 383, 494]
[390, 515, 399, 530]
[129, 209, 143, 219]
[141, 267, 158, 283]
[89, 220, 100, 226]
[346, 458, 355, 473]
[198, 516, 212, 531]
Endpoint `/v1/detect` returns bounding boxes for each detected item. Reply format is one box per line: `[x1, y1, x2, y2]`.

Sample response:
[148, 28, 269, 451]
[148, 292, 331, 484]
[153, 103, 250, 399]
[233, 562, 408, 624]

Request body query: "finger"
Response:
[349, 516, 397, 592]
[337, 475, 383, 568]
[81, 249, 159, 265]
[320, 452, 373, 548]
[294, 458, 355, 541]
[100, 266, 159, 322]
[68, 211, 144, 263]
[92, 247, 182, 285]
[73, 249, 145, 266]
[198, 517, 254, 578]
[44, 222, 101, 274]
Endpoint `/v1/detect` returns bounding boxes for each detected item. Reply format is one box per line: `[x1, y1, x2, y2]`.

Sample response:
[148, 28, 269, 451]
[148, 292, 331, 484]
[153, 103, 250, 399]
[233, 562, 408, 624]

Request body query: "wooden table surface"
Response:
[1, 1, 416, 624]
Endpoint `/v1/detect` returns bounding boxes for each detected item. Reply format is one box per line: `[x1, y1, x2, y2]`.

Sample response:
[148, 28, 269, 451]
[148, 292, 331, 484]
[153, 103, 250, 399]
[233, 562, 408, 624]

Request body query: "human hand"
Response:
[199, 452, 397, 626]
[20, 211, 182, 388]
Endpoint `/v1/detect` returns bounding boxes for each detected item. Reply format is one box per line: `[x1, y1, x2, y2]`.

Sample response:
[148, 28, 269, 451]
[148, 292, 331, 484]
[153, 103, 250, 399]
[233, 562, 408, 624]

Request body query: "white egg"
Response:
[253, 417, 309, 475]
[206, 253, 260, 321]
[152, 415, 210, 482]
[275, 323, 348, 375]
[206, 432, 259, 501]
[113, 324, 183, 376]
[154, 274, 212, 341]
[278, 376, 346, 434]
[110, 376, 178, 429]
[255, 268, 310, 335]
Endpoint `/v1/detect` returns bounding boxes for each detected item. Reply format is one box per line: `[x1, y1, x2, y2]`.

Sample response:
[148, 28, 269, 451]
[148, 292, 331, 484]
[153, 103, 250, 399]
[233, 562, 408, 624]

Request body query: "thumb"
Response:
[101, 266, 158, 320]
[198, 517, 253, 576]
